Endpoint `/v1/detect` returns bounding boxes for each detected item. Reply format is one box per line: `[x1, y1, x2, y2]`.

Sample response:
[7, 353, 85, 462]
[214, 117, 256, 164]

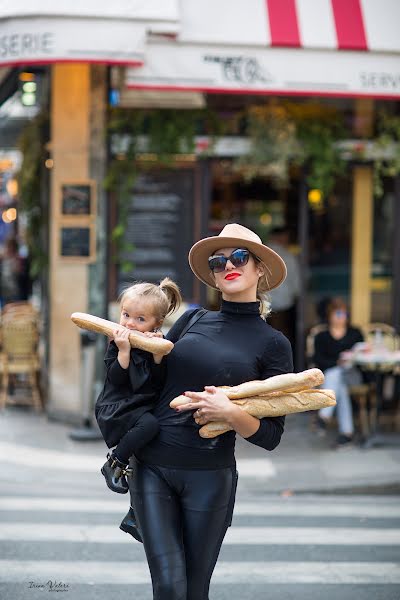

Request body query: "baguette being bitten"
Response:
[199, 389, 336, 438]
[169, 368, 324, 408]
[71, 312, 174, 355]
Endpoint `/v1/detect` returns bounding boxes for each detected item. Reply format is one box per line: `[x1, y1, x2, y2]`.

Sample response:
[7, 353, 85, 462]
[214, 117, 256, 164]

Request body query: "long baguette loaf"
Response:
[220, 369, 324, 399]
[169, 368, 324, 408]
[199, 389, 336, 438]
[71, 312, 174, 355]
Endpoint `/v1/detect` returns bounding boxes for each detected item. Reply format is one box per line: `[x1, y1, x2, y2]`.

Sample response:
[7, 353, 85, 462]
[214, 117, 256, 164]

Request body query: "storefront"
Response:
[118, 0, 400, 367]
[1, 0, 399, 415]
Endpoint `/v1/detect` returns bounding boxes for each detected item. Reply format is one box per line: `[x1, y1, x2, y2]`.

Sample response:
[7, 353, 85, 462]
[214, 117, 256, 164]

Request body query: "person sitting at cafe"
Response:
[313, 297, 364, 448]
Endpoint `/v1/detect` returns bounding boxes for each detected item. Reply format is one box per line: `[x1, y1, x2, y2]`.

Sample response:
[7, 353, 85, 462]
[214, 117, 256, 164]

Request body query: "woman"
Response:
[128, 223, 293, 599]
[314, 297, 364, 447]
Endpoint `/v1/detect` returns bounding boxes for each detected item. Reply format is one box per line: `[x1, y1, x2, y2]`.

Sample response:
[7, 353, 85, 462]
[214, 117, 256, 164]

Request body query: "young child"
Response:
[95, 277, 181, 495]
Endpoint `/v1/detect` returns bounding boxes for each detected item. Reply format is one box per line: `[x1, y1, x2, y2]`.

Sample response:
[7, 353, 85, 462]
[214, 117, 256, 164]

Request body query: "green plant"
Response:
[17, 110, 49, 278]
[105, 108, 221, 270]
[373, 111, 400, 197]
[235, 101, 346, 197]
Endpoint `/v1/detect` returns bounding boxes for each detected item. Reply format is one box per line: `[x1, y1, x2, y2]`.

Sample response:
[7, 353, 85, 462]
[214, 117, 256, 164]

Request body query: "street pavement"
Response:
[0, 406, 399, 599]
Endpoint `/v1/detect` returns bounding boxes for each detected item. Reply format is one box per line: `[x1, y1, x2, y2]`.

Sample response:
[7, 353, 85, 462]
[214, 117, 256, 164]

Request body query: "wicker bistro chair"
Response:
[1, 300, 37, 316]
[0, 316, 43, 410]
[306, 324, 373, 439]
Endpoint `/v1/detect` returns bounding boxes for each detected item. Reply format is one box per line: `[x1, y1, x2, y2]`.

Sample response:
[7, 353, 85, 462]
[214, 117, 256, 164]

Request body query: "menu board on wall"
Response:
[61, 184, 93, 215]
[60, 226, 91, 257]
[119, 170, 195, 300]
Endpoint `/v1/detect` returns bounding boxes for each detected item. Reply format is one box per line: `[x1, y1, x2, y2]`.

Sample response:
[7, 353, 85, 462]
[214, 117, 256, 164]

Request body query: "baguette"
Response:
[169, 368, 324, 408]
[221, 369, 324, 399]
[71, 312, 174, 355]
[199, 389, 336, 438]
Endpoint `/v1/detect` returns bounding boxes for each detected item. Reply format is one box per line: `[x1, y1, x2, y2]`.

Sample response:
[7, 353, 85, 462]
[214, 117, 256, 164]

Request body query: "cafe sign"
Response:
[125, 42, 400, 99]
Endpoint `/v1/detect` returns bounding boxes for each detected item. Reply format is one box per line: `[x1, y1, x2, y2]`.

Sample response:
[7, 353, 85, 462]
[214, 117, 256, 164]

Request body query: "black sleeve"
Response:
[352, 327, 364, 345]
[150, 360, 167, 393]
[244, 332, 293, 452]
[165, 308, 200, 343]
[313, 332, 335, 371]
[104, 341, 130, 387]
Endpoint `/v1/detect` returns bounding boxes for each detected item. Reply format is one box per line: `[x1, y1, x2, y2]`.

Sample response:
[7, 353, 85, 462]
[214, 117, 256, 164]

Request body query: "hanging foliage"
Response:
[17, 110, 49, 278]
[105, 107, 222, 271]
[373, 111, 400, 197]
[235, 101, 347, 197]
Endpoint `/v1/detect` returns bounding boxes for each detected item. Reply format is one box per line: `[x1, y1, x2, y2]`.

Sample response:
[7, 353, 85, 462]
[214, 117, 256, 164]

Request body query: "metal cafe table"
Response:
[342, 348, 400, 448]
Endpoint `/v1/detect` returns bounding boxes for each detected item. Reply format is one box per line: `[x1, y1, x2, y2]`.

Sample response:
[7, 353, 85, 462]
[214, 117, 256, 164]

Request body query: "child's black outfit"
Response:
[95, 340, 163, 493]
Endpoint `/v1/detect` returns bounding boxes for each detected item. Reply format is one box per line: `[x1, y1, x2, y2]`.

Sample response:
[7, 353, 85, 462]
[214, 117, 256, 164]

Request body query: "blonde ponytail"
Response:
[159, 277, 182, 315]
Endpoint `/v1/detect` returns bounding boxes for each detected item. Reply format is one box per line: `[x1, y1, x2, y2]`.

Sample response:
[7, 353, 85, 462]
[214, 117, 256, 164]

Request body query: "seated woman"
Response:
[313, 297, 363, 447]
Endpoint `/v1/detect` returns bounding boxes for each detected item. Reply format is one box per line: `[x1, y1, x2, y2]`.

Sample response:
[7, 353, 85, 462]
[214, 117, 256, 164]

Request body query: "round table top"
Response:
[341, 348, 400, 370]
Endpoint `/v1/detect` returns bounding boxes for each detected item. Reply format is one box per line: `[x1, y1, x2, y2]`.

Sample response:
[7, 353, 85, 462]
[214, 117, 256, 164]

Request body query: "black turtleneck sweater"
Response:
[135, 300, 294, 469]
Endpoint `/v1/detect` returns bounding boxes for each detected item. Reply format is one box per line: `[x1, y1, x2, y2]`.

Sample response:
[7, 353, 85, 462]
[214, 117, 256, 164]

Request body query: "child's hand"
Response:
[153, 353, 164, 364]
[142, 331, 164, 338]
[113, 327, 131, 354]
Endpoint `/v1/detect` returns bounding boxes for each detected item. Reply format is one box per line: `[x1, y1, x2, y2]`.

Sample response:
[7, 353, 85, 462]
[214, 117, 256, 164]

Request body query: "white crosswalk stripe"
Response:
[0, 489, 399, 595]
[0, 560, 399, 585]
[1, 496, 400, 518]
[0, 522, 399, 545]
[0, 442, 276, 478]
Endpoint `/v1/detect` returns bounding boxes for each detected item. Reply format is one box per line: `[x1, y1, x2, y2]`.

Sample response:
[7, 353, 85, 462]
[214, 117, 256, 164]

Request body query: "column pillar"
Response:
[48, 64, 106, 420]
[351, 165, 373, 326]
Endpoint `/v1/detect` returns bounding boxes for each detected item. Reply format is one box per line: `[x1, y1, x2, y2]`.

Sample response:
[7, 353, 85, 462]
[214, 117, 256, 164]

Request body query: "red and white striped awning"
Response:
[177, 0, 400, 53]
[125, 0, 400, 98]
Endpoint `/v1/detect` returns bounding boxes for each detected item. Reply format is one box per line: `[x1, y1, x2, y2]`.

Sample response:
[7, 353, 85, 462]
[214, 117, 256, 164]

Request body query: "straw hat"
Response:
[188, 223, 287, 291]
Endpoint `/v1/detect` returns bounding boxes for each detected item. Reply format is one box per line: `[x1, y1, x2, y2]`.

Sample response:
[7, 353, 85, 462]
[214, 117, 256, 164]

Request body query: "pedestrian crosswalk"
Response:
[0, 492, 399, 598]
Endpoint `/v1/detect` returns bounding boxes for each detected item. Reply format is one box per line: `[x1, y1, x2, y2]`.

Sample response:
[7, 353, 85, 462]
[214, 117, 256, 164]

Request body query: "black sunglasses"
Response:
[208, 248, 251, 273]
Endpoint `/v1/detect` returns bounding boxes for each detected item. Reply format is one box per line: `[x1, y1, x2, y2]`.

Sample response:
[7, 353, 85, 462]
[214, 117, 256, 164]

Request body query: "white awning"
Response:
[126, 41, 400, 99]
[0, 0, 179, 66]
[124, 0, 400, 98]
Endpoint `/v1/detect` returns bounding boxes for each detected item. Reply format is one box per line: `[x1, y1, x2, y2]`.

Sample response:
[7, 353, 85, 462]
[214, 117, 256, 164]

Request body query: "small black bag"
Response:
[177, 308, 208, 340]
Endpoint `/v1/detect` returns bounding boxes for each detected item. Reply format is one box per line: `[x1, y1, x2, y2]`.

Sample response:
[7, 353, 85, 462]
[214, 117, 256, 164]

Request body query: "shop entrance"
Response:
[208, 158, 355, 368]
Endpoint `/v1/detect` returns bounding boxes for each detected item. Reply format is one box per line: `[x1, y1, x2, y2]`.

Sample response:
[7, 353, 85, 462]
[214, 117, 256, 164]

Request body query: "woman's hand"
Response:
[174, 386, 239, 426]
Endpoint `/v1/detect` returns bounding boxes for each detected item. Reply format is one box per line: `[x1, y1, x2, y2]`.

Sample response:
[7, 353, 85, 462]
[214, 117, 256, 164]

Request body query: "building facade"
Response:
[0, 0, 399, 419]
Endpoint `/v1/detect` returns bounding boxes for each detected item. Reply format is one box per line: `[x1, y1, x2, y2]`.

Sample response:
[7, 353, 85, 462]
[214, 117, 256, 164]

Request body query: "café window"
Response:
[371, 177, 394, 323]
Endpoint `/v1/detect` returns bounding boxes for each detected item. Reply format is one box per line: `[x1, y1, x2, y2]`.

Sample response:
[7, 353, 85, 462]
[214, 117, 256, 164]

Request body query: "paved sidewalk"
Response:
[1, 406, 399, 495]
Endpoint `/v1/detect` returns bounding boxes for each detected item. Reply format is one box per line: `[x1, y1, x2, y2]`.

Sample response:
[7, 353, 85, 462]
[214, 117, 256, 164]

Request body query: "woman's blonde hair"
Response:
[253, 256, 272, 320]
[118, 277, 182, 324]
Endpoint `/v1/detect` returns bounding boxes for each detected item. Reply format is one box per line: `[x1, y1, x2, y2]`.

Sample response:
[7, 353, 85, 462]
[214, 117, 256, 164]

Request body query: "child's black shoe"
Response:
[101, 452, 131, 494]
[120, 506, 143, 543]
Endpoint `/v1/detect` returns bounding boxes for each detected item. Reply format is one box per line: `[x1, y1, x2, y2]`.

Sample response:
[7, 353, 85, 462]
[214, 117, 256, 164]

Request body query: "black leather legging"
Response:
[129, 459, 238, 600]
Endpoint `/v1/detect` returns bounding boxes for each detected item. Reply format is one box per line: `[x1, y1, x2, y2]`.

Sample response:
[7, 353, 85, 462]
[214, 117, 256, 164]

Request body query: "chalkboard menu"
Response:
[118, 170, 195, 299]
[61, 184, 92, 215]
[61, 226, 91, 257]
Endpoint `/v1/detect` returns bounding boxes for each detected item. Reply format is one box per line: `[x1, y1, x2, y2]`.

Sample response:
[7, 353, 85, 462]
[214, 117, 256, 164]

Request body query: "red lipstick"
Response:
[225, 273, 240, 280]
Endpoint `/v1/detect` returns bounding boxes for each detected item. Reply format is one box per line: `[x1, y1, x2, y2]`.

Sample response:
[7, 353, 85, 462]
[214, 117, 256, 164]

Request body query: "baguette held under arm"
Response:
[198, 389, 336, 438]
[71, 312, 174, 356]
[169, 368, 325, 408]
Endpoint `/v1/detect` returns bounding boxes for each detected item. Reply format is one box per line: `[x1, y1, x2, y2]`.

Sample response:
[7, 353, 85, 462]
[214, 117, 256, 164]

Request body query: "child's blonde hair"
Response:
[118, 277, 182, 324]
